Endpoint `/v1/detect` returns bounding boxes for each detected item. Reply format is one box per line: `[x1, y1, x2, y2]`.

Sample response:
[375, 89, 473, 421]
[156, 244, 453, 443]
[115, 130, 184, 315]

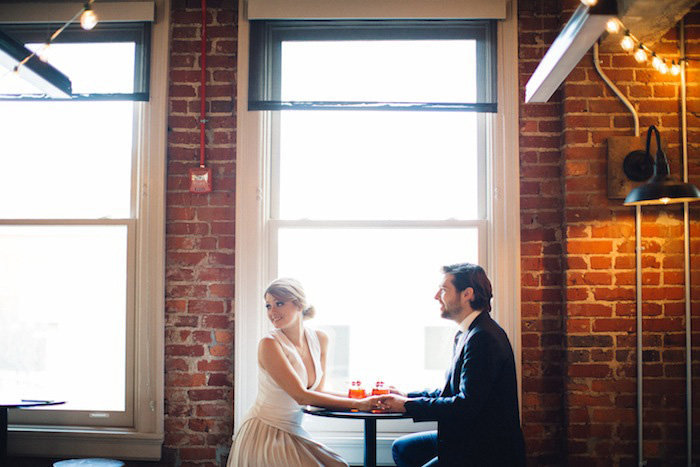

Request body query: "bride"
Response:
[227, 278, 380, 466]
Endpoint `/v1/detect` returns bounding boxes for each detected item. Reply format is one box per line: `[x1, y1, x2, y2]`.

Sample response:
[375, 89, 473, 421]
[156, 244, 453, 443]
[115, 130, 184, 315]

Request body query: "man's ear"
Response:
[461, 287, 474, 303]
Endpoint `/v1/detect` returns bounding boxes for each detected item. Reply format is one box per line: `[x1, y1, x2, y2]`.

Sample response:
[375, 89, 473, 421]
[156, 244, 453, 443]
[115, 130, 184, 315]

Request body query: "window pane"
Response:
[277, 227, 478, 391]
[0, 100, 134, 219]
[0, 225, 128, 411]
[278, 110, 479, 220]
[281, 40, 477, 103]
[0, 42, 137, 95]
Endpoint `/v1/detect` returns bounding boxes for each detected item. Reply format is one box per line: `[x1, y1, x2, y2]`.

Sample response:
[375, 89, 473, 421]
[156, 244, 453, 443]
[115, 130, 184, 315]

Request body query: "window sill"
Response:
[8, 426, 163, 460]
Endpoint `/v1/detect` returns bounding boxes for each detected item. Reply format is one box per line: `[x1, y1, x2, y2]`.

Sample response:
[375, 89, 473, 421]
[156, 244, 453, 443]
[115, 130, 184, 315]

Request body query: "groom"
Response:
[377, 263, 525, 466]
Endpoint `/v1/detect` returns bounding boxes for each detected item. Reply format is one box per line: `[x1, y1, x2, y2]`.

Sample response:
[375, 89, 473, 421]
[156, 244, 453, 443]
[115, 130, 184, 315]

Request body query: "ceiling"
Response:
[600, 0, 699, 51]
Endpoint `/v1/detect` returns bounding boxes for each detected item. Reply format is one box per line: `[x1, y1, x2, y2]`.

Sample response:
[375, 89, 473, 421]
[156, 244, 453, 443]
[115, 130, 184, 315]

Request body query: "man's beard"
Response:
[441, 302, 461, 320]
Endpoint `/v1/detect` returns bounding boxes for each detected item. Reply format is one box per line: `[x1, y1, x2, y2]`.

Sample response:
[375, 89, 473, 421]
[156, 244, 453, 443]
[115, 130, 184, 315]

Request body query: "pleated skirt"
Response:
[227, 417, 348, 467]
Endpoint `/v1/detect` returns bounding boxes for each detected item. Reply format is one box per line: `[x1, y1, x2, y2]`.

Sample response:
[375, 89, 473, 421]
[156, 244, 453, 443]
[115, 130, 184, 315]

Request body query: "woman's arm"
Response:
[259, 336, 376, 411]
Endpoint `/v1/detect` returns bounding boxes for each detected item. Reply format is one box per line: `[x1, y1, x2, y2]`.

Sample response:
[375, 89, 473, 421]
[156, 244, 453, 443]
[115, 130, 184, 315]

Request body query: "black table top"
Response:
[303, 406, 412, 420]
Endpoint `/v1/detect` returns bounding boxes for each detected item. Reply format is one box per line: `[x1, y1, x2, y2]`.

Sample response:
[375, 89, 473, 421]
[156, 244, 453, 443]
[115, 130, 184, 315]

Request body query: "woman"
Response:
[228, 278, 380, 467]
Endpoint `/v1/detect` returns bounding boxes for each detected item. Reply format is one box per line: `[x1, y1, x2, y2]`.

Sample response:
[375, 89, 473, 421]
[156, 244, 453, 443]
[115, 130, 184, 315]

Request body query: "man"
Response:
[377, 263, 525, 466]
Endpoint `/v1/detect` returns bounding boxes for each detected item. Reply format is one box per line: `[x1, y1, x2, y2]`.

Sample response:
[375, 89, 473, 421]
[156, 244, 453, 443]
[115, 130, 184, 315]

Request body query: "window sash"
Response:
[2, 219, 137, 428]
[0, 23, 151, 100]
[249, 20, 498, 112]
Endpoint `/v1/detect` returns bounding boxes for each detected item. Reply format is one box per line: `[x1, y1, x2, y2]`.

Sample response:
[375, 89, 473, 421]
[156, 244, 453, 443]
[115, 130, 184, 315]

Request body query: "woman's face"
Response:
[265, 293, 302, 329]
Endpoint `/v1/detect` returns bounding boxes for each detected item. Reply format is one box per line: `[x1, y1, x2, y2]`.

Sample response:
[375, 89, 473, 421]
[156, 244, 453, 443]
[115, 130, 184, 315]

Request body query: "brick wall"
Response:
[519, 0, 700, 465]
[164, 0, 237, 465]
[518, 0, 567, 463]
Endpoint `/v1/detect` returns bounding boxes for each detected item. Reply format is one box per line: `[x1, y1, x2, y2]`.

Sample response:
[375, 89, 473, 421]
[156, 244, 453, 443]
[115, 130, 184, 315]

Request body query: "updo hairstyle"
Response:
[264, 277, 316, 320]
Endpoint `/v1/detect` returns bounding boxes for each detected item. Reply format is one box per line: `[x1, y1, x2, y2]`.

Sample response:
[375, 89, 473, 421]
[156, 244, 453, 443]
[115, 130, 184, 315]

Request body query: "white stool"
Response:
[53, 459, 125, 467]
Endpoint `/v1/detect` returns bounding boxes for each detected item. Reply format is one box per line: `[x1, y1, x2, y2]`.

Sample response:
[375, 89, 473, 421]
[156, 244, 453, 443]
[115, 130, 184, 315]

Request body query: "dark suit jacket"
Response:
[404, 312, 526, 467]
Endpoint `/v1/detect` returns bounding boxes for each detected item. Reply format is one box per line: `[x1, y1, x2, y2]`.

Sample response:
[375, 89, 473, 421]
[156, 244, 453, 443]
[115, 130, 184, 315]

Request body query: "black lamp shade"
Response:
[624, 175, 700, 206]
[623, 125, 700, 206]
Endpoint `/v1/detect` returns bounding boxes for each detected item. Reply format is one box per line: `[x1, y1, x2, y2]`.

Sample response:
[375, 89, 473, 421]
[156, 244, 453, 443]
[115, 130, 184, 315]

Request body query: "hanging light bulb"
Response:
[621, 34, 635, 52]
[652, 53, 663, 71]
[670, 61, 681, 76]
[634, 45, 647, 63]
[37, 42, 51, 63]
[659, 60, 669, 74]
[580, 0, 598, 6]
[80, 2, 98, 30]
[606, 18, 621, 34]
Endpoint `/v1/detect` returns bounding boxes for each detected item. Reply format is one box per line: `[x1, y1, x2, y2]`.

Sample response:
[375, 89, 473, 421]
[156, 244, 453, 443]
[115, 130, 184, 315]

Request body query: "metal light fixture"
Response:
[0, 29, 71, 97]
[525, 1, 617, 103]
[624, 125, 700, 205]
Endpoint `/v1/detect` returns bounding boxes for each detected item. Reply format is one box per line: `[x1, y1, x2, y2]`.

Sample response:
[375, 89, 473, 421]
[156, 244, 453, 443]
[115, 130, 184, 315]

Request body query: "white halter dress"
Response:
[227, 327, 348, 467]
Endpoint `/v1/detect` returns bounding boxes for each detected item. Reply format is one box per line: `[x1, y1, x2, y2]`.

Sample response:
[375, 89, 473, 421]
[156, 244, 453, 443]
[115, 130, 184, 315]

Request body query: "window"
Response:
[236, 7, 520, 465]
[0, 2, 167, 459]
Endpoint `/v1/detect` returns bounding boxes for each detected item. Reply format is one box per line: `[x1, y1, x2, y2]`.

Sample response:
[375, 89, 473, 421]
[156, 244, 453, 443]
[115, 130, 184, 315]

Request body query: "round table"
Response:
[302, 406, 411, 467]
[1, 400, 65, 467]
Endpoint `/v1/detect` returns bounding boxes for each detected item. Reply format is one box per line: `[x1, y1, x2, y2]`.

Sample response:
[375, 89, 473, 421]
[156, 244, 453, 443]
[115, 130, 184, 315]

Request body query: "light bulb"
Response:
[634, 46, 647, 63]
[660, 197, 671, 204]
[621, 35, 635, 52]
[80, 7, 98, 30]
[671, 61, 681, 76]
[659, 61, 668, 74]
[652, 54, 663, 71]
[37, 42, 51, 63]
[580, 0, 598, 6]
[606, 18, 621, 34]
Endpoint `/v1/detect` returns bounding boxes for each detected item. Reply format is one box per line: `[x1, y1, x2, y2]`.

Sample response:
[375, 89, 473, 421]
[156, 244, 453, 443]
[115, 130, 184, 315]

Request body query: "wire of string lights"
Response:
[5, 0, 99, 79]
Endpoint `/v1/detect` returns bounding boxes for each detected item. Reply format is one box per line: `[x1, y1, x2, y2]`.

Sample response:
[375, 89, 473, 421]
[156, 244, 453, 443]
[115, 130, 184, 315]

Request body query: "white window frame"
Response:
[1, 0, 168, 460]
[235, 1, 520, 463]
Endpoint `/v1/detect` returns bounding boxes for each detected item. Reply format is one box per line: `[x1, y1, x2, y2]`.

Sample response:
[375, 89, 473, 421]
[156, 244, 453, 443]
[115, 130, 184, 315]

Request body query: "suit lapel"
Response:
[440, 313, 486, 396]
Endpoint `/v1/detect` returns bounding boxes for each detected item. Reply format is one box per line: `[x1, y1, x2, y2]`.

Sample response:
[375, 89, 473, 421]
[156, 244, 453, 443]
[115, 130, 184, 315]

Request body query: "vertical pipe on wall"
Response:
[593, 43, 639, 137]
[593, 41, 644, 465]
[636, 204, 644, 466]
[679, 18, 693, 467]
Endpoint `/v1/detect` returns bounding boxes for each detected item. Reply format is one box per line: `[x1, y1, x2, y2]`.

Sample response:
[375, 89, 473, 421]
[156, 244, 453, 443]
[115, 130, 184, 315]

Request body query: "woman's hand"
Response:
[357, 395, 384, 412]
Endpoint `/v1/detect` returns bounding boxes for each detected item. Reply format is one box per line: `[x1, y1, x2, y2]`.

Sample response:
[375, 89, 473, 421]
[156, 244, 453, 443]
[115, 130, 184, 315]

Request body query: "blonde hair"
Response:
[264, 278, 316, 320]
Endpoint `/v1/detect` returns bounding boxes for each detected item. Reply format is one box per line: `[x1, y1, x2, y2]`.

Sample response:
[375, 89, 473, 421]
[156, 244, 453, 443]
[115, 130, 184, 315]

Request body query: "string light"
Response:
[607, 19, 687, 78]
[671, 61, 681, 76]
[606, 18, 621, 34]
[80, 1, 98, 31]
[620, 34, 635, 52]
[36, 42, 51, 63]
[2, 1, 98, 81]
[580, 0, 598, 6]
[634, 45, 647, 63]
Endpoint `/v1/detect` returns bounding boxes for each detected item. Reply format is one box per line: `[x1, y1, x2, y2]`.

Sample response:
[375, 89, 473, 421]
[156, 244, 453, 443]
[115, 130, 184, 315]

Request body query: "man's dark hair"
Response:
[442, 263, 493, 313]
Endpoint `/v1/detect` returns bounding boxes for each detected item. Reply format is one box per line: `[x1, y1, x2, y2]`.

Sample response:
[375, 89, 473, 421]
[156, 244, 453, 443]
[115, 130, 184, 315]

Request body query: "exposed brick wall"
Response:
[518, 0, 567, 464]
[520, 0, 700, 465]
[165, 0, 237, 465]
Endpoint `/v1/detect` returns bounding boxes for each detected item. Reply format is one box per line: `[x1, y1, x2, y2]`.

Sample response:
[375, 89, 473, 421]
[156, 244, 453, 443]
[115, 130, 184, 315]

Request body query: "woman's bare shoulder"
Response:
[315, 328, 330, 349]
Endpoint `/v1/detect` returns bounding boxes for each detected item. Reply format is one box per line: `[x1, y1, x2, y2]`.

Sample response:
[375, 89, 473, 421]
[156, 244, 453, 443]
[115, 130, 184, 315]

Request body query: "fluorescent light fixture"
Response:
[525, 2, 616, 103]
[0, 28, 72, 97]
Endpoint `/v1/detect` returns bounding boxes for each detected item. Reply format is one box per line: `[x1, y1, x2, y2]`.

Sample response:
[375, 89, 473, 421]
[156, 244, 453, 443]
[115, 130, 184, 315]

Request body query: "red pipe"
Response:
[200, 0, 207, 167]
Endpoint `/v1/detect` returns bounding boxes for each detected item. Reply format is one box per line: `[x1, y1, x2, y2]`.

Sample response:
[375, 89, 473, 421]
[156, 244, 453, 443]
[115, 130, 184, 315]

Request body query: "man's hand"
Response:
[387, 385, 406, 397]
[376, 394, 408, 413]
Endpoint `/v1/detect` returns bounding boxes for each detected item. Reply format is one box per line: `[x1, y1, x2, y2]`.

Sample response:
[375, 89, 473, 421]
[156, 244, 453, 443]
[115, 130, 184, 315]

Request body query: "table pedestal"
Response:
[1, 407, 7, 467]
[364, 418, 377, 467]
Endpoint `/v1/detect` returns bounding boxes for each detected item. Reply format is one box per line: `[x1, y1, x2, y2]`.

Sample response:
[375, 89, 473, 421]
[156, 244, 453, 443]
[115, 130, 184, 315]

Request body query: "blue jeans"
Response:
[392, 430, 439, 467]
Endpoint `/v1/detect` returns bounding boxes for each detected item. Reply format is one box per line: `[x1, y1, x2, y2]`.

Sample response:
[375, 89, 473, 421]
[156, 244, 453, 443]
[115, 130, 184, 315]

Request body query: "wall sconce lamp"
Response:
[624, 125, 700, 205]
